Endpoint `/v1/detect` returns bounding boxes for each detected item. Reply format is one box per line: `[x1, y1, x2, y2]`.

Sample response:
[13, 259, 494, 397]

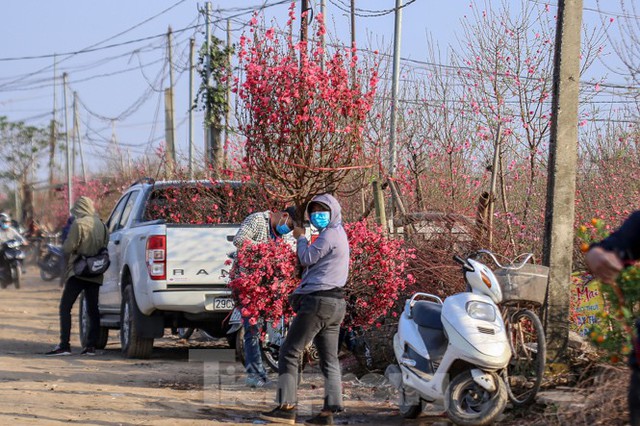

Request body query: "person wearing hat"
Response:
[261, 193, 348, 426]
[233, 206, 297, 388]
[45, 196, 109, 357]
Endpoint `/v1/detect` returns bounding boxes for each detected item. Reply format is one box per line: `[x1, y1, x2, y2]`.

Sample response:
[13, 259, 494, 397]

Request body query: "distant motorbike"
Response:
[38, 243, 64, 282]
[0, 239, 26, 289]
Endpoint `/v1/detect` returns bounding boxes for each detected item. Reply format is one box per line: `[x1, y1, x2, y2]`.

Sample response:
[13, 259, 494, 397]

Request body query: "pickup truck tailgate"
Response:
[164, 226, 237, 285]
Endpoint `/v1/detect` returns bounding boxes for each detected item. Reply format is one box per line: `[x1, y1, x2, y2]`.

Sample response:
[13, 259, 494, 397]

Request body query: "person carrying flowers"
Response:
[233, 206, 297, 388]
[261, 193, 348, 426]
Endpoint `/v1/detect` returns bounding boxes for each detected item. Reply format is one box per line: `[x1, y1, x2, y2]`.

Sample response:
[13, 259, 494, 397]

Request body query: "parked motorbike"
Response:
[38, 243, 64, 282]
[0, 239, 26, 289]
[389, 252, 510, 425]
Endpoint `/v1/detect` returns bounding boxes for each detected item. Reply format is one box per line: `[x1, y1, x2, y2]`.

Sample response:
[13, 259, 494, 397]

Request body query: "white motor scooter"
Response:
[390, 252, 510, 426]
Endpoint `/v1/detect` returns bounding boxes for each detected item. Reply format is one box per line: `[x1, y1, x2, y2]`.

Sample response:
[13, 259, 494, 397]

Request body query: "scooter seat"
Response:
[411, 301, 443, 329]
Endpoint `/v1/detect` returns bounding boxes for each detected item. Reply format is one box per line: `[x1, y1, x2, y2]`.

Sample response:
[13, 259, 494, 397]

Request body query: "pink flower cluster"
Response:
[228, 220, 415, 329]
[227, 239, 299, 325]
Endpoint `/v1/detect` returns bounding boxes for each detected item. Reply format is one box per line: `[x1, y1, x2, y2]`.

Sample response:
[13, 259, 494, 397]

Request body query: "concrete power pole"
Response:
[350, 0, 356, 84]
[165, 26, 176, 176]
[542, 0, 583, 363]
[388, 0, 402, 178]
[62, 73, 73, 213]
[224, 19, 232, 171]
[301, 0, 309, 43]
[387, 0, 403, 230]
[320, 0, 326, 70]
[48, 56, 57, 201]
[188, 37, 195, 179]
[73, 92, 86, 181]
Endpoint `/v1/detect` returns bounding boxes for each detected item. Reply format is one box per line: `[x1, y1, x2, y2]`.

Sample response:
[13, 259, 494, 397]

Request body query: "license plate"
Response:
[212, 298, 235, 311]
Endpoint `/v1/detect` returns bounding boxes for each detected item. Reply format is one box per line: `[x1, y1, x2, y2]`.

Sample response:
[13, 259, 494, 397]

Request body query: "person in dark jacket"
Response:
[261, 193, 348, 426]
[45, 197, 109, 357]
[585, 210, 640, 426]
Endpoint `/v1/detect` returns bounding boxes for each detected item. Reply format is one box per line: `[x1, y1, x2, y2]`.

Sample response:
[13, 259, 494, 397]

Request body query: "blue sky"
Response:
[0, 0, 626, 181]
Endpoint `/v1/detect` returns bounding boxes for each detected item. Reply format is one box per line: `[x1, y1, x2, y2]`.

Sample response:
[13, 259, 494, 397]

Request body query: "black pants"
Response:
[277, 294, 346, 411]
[59, 276, 100, 350]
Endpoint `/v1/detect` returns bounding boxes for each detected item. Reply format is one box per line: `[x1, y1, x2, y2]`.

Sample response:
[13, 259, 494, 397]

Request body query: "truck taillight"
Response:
[146, 235, 166, 280]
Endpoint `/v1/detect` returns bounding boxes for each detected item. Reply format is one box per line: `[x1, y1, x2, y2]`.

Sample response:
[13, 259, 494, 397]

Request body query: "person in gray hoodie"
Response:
[261, 193, 348, 426]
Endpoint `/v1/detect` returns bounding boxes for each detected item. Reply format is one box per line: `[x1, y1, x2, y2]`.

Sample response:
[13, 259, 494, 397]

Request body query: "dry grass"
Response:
[505, 364, 630, 425]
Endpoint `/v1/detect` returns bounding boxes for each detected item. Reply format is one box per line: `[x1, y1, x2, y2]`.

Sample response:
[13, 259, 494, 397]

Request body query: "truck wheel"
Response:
[120, 285, 153, 359]
[79, 291, 109, 350]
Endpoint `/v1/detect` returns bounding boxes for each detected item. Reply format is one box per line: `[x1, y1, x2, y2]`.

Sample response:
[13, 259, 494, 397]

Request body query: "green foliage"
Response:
[193, 36, 234, 128]
[577, 218, 640, 364]
[0, 116, 49, 181]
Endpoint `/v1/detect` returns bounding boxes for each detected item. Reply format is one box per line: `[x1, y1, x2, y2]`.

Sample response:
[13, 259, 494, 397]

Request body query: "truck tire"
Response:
[120, 285, 154, 359]
[79, 291, 109, 350]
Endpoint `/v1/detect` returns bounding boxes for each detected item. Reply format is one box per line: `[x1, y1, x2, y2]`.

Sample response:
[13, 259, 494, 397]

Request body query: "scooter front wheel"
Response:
[11, 266, 21, 289]
[446, 371, 507, 426]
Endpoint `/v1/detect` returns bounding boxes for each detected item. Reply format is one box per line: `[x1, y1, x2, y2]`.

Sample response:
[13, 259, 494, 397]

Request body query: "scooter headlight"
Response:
[466, 301, 496, 322]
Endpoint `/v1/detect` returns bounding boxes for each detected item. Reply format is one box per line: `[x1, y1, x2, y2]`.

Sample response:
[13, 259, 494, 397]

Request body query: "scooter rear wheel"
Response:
[504, 309, 546, 406]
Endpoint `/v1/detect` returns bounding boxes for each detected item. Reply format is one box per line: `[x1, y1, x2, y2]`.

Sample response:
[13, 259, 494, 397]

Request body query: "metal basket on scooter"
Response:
[494, 264, 549, 306]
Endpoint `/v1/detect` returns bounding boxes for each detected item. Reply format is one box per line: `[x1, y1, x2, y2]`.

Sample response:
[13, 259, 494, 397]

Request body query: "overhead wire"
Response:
[0, 0, 190, 93]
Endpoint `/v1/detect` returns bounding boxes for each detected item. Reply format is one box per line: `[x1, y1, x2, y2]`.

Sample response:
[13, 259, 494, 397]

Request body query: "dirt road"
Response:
[0, 268, 430, 426]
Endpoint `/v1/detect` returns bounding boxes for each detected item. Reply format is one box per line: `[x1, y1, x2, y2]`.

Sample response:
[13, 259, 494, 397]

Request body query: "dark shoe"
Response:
[260, 406, 297, 425]
[305, 413, 334, 425]
[80, 347, 95, 356]
[45, 345, 71, 356]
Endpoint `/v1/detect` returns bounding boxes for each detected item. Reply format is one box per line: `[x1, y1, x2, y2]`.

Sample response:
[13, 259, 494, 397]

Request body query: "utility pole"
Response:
[542, 0, 583, 364]
[487, 123, 502, 249]
[73, 91, 86, 181]
[350, 0, 356, 84]
[320, 0, 326, 70]
[63, 73, 72, 212]
[111, 120, 124, 172]
[388, 0, 403, 227]
[188, 37, 195, 179]
[388, 0, 402, 177]
[48, 55, 57, 201]
[301, 0, 309, 43]
[224, 19, 232, 170]
[165, 26, 176, 175]
[204, 2, 213, 173]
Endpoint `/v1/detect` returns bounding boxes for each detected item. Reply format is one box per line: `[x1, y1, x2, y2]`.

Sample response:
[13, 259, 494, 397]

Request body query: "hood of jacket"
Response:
[306, 193, 342, 228]
[71, 196, 95, 219]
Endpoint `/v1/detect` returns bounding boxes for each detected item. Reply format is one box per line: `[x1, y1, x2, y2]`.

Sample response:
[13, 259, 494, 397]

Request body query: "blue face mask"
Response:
[310, 211, 330, 230]
[276, 223, 291, 236]
[0, 223, 8, 230]
[275, 216, 292, 236]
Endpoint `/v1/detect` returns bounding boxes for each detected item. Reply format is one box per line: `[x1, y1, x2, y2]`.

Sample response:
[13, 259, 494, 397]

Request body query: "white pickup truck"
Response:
[77, 178, 263, 358]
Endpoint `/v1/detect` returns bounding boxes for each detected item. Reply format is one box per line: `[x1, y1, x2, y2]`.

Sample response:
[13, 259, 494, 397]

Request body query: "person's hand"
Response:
[293, 226, 305, 239]
[585, 246, 624, 284]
